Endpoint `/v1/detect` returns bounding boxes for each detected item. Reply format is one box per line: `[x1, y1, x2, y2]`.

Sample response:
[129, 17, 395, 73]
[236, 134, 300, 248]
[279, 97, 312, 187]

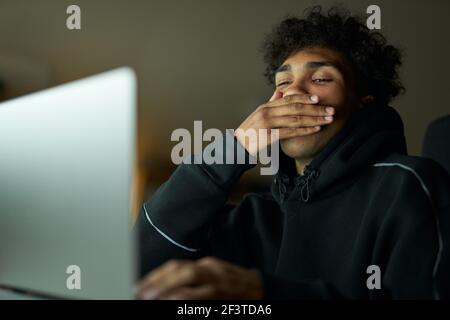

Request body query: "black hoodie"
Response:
[136, 102, 450, 299]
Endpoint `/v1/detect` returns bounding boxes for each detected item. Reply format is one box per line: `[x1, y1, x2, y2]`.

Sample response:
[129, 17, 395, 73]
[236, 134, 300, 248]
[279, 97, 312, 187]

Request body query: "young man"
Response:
[136, 7, 450, 299]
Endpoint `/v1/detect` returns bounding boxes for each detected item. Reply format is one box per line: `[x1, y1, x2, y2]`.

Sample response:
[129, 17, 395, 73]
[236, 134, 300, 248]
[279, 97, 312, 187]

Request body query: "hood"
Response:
[272, 101, 408, 204]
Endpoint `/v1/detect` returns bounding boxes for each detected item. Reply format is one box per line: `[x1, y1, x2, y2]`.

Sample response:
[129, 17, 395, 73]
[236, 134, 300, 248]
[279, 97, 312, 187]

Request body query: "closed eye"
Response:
[276, 81, 292, 88]
[313, 78, 332, 84]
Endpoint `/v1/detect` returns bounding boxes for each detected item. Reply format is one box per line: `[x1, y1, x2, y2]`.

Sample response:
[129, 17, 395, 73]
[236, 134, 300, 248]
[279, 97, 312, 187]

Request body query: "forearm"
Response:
[136, 130, 255, 275]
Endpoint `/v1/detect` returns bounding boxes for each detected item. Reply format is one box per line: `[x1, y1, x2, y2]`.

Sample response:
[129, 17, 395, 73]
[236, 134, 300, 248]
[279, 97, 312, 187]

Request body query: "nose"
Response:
[281, 79, 309, 98]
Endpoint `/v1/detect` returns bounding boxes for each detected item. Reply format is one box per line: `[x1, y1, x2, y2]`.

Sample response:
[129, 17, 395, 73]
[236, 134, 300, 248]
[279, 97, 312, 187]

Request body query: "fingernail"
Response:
[326, 107, 334, 114]
[141, 289, 158, 300]
[325, 116, 333, 121]
[310, 95, 319, 102]
[314, 126, 321, 130]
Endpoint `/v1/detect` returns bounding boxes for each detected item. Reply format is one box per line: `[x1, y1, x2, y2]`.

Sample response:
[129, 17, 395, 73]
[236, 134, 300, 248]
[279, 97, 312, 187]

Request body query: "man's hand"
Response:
[137, 257, 263, 300]
[235, 91, 335, 155]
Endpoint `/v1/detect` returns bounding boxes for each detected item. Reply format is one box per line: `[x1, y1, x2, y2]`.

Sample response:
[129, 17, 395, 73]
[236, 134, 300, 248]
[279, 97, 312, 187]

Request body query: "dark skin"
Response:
[274, 48, 365, 173]
[137, 47, 373, 300]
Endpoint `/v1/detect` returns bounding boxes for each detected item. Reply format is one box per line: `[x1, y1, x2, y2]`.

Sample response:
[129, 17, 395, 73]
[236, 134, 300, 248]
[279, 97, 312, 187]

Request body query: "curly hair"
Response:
[261, 6, 405, 104]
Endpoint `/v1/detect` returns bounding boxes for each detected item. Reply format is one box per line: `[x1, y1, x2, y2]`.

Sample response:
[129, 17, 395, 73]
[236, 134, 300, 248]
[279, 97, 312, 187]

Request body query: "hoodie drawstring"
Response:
[296, 166, 320, 203]
[276, 166, 320, 204]
[275, 175, 290, 203]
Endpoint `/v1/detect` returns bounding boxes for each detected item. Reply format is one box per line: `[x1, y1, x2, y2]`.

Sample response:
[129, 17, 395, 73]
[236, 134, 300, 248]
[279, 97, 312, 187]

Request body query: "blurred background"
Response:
[0, 0, 449, 219]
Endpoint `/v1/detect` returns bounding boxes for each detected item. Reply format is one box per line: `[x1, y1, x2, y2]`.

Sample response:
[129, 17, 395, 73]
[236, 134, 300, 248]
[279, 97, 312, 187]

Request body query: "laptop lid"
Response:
[0, 67, 137, 299]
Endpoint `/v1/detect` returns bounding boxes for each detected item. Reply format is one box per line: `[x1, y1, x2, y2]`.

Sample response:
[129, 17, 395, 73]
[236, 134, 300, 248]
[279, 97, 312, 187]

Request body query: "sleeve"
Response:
[373, 163, 450, 299]
[135, 130, 256, 277]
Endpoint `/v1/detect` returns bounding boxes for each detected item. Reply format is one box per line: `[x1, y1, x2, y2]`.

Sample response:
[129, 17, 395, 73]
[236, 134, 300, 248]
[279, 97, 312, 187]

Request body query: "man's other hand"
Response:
[137, 257, 263, 300]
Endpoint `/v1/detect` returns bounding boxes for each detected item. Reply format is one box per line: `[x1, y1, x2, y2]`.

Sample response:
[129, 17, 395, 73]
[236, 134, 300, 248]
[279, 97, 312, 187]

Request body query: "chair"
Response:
[422, 115, 450, 174]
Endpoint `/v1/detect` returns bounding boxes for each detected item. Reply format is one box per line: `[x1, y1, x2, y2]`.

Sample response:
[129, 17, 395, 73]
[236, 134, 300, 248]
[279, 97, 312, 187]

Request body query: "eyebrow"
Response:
[275, 64, 292, 73]
[275, 60, 339, 74]
[305, 61, 338, 69]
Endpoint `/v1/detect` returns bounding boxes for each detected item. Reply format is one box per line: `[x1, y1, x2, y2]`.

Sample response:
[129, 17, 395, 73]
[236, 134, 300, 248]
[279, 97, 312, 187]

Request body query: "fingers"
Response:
[279, 126, 322, 140]
[137, 257, 263, 300]
[138, 259, 215, 300]
[138, 260, 201, 299]
[270, 115, 333, 128]
[267, 103, 335, 117]
[152, 267, 207, 299]
[266, 93, 319, 108]
[161, 285, 217, 300]
[261, 93, 335, 128]
[255, 103, 334, 129]
[138, 259, 182, 292]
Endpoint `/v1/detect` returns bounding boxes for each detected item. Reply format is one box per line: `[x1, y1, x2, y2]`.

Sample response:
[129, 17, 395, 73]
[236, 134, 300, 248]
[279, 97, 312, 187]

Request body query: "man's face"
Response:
[274, 47, 361, 160]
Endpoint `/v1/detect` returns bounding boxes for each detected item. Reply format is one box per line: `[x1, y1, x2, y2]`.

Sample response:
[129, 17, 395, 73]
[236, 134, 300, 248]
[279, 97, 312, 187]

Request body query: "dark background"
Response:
[0, 0, 449, 217]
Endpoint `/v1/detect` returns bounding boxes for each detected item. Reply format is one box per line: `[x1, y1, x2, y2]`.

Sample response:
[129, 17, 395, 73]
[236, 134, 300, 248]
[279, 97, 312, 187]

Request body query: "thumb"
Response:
[269, 90, 283, 102]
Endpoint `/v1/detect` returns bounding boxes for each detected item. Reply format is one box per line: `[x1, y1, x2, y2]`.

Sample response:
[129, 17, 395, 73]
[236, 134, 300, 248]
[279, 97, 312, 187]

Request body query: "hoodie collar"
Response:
[272, 102, 407, 204]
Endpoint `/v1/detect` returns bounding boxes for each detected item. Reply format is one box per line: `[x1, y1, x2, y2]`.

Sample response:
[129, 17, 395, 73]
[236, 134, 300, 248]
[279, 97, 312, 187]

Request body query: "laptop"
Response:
[0, 67, 138, 299]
